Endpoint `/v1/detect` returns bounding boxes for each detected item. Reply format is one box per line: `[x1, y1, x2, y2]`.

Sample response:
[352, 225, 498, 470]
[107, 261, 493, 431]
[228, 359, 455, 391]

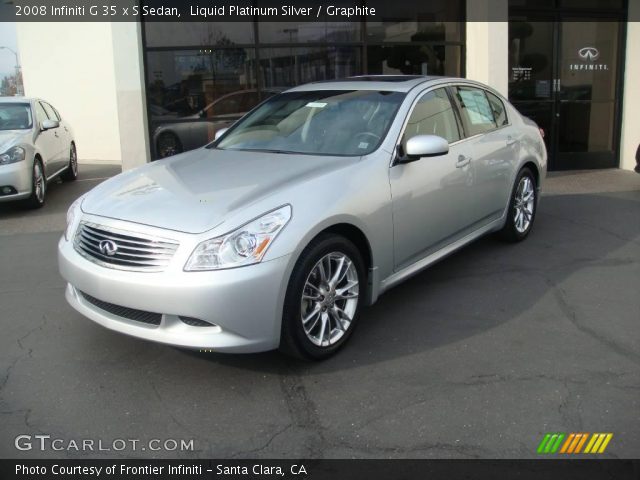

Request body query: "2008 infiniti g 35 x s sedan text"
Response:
[58, 76, 546, 360]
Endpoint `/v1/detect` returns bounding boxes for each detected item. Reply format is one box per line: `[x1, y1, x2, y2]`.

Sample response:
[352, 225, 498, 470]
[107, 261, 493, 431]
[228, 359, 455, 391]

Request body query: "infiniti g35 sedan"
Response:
[0, 97, 78, 207]
[58, 76, 546, 360]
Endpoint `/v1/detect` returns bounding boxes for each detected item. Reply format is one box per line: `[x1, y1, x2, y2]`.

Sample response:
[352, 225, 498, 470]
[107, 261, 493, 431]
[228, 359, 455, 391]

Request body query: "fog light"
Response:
[0, 186, 17, 196]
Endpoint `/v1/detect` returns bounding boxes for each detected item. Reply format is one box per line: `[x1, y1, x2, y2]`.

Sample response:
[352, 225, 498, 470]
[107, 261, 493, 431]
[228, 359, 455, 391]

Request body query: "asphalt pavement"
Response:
[0, 165, 638, 459]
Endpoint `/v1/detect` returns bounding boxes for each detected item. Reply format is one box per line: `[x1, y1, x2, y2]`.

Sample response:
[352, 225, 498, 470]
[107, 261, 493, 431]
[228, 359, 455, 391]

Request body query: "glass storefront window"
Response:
[258, 22, 361, 43]
[367, 45, 461, 77]
[146, 49, 257, 120]
[142, 3, 464, 159]
[366, 22, 462, 43]
[144, 22, 255, 47]
[260, 47, 361, 88]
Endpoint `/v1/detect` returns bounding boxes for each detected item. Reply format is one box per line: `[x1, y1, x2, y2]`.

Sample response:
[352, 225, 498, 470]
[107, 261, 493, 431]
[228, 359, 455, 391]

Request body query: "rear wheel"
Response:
[280, 234, 365, 360]
[25, 159, 46, 209]
[499, 167, 537, 242]
[61, 143, 78, 181]
[157, 132, 182, 158]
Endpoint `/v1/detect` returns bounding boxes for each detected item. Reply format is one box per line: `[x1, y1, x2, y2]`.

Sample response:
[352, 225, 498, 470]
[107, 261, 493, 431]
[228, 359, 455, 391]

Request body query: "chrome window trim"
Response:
[390, 81, 514, 167]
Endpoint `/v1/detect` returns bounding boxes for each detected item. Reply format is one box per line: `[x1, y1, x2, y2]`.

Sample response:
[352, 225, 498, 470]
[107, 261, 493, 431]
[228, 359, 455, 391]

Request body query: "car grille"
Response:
[79, 290, 162, 326]
[73, 222, 179, 272]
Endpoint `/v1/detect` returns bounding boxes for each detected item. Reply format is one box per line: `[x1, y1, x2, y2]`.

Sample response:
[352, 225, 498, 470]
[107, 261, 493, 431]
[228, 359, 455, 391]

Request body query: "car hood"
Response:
[0, 130, 30, 152]
[81, 148, 356, 234]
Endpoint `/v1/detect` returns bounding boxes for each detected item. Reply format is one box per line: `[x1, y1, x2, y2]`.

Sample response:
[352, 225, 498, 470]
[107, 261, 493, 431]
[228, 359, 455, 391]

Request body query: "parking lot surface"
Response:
[1, 166, 639, 459]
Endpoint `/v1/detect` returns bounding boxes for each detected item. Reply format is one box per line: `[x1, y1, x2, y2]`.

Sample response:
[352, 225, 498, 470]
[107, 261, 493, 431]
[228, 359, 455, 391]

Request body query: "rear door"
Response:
[449, 86, 514, 225]
[389, 87, 476, 271]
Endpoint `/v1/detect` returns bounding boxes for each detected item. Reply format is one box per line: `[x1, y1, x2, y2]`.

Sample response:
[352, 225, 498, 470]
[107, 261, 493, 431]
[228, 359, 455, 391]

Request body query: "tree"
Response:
[0, 70, 23, 96]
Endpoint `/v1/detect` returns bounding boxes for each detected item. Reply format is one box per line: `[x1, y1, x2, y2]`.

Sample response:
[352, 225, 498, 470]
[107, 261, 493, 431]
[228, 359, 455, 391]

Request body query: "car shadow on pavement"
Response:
[179, 190, 640, 374]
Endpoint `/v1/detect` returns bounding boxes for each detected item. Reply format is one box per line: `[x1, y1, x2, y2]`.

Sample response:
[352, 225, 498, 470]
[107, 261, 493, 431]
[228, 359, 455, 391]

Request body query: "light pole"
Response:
[0, 46, 23, 95]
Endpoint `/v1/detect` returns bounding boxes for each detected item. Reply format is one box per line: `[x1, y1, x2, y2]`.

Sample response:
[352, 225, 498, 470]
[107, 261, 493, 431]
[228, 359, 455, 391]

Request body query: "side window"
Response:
[403, 88, 461, 148]
[34, 102, 49, 127]
[453, 86, 497, 137]
[486, 91, 508, 127]
[50, 104, 62, 121]
[41, 102, 58, 122]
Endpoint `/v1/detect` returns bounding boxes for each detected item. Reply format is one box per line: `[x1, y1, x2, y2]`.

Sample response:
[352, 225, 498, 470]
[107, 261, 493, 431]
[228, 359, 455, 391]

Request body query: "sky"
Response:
[0, 22, 18, 79]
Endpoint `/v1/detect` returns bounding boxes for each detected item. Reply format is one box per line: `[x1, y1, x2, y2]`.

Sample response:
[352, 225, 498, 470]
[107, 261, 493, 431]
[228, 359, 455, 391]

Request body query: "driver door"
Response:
[389, 87, 476, 271]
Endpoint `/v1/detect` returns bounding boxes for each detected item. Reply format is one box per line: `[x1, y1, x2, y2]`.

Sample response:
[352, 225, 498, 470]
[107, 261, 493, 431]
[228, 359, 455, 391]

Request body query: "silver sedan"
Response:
[58, 76, 546, 359]
[0, 97, 78, 207]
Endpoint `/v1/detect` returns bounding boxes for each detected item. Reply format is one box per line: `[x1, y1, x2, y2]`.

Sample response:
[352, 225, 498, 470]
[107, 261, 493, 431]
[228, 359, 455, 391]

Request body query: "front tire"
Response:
[499, 167, 537, 242]
[280, 234, 365, 360]
[25, 159, 46, 209]
[61, 143, 78, 182]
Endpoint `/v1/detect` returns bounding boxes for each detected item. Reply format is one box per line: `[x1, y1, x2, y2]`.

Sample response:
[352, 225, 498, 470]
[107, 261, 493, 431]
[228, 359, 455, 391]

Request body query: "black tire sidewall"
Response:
[281, 234, 365, 360]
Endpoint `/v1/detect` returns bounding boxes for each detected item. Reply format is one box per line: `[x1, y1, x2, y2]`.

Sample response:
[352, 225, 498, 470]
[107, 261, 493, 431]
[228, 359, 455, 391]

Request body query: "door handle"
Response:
[456, 155, 471, 168]
[506, 136, 518, 146]
[54, 132, 59, 137]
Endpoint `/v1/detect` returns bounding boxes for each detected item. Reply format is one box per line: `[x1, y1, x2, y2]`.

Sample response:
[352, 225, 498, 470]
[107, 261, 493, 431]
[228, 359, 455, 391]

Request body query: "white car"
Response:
[0, 97, 77, 208]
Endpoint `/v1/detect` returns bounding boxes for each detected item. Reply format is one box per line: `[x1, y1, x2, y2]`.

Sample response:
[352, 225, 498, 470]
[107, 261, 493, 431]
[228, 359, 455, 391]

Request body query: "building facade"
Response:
[15, 0, 640, 171]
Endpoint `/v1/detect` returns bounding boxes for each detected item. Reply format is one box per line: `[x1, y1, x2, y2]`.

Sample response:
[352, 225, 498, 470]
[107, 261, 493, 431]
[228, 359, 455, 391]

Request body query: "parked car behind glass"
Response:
[0, 97, 77, 208]
[59, 76, 546, 359]
[152, 89, 280, 158]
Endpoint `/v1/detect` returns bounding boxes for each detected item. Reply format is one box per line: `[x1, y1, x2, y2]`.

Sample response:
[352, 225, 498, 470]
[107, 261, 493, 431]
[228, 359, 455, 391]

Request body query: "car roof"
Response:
[286, 75, 461, 93]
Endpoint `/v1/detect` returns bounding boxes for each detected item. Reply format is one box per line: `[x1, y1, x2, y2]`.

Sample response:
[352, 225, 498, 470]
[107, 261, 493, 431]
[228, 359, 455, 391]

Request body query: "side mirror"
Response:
[399, 134, 449, 163]
[214, 127, 229, 141]
[41, 119, 59, 131]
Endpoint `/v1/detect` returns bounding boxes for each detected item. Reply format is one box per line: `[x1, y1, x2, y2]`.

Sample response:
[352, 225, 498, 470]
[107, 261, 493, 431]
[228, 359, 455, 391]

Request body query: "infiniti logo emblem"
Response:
[578, 47, 599, 62]
[98, 239, 118, 256]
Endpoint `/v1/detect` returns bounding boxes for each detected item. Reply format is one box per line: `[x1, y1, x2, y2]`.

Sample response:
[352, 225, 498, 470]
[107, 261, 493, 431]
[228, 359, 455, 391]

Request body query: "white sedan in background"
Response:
[0, 97, 77, 208]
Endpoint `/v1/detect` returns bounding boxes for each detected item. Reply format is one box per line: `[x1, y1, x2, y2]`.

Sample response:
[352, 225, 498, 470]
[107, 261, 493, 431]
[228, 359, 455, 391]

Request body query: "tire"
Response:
[280, 234, 366, 360]
[61, 143, 78, 182]
[499, 167, 537, 242]
[156, 132, 182, 158]
[24, 158, 46, 209]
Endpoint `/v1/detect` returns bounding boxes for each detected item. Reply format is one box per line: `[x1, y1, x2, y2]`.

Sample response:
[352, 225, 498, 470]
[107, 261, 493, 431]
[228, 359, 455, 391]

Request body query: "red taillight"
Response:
[539, 128, 545, 138]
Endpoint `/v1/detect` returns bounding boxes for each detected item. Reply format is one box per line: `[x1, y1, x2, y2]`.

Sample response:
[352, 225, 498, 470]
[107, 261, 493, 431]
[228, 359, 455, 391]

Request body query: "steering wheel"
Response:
[353, 132, 381, 145]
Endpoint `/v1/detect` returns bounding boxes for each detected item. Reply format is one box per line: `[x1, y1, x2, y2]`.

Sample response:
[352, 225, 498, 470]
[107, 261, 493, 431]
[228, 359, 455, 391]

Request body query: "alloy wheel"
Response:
[34, 162, 45, 203]
[70, 145, 78, 176]
[513, 175, 535, 233]
[300, 252, 359, 347]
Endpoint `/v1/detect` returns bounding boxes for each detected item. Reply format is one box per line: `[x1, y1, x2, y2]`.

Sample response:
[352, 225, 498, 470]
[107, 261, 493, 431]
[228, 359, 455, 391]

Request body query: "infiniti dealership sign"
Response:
[570, 46, 608, 71]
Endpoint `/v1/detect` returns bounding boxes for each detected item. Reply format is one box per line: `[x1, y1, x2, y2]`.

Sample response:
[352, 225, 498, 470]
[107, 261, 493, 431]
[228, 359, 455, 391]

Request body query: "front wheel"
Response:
[24, 159, 46, 209]
[280, 234, 365, 360]
[499, 167, 537, 242]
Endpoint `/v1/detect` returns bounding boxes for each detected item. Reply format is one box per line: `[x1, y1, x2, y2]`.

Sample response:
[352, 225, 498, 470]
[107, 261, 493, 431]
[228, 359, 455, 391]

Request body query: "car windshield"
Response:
[0, 103, 33, 130]
[215, 90, 405, 156]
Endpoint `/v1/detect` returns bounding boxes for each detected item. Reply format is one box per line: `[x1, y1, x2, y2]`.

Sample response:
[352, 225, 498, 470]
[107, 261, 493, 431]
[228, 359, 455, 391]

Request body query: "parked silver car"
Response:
[58, 76, 546, 359]
[0, 97, 77, 207]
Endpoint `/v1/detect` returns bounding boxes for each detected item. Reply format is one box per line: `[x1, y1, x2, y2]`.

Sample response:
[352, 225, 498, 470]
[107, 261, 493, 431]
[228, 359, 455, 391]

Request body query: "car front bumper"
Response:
[58, 232, 292, 353]
[0, 161, 32, 202]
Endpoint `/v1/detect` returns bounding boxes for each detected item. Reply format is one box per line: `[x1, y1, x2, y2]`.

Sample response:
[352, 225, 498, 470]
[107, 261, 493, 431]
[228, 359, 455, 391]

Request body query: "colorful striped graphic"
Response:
[537, 433, 613, 454]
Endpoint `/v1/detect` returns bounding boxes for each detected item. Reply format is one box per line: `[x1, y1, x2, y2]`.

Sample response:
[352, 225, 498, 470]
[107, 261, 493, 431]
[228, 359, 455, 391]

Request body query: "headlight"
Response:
[64, 196, 84, 241]
[0, 146, 26, 165]
[185, 205, 292, 271]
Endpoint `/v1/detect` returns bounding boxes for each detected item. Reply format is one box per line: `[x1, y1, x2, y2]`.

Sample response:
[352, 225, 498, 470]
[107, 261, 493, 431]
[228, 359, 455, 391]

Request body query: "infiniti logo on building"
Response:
[578, 47, 600, 61]
[98, 240, 118, 256]
[570, 46, 608, 71]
